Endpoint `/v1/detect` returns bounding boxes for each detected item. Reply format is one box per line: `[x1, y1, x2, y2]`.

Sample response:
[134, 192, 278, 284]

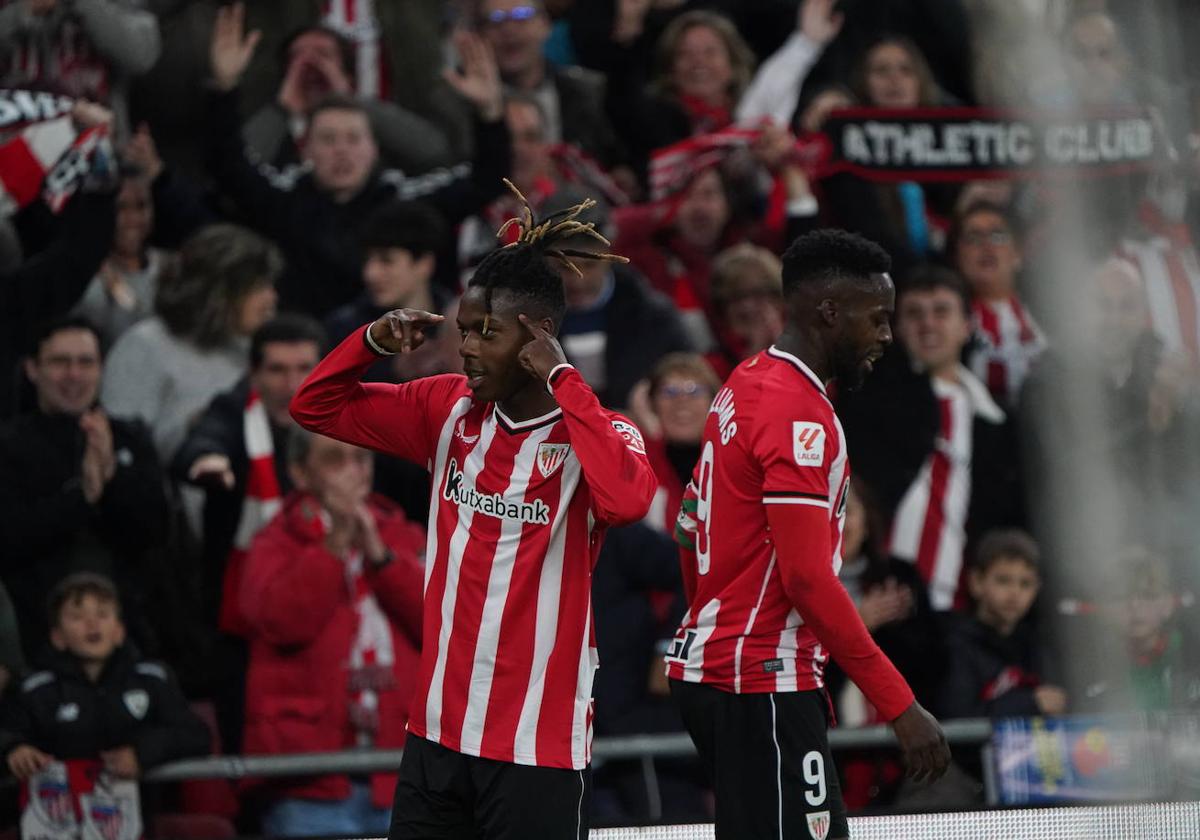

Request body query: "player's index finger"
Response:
[518, 313, 545, 336]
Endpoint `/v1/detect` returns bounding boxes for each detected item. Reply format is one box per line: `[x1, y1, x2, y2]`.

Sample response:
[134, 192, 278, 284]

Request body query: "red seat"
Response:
[177, 701, 240, 821]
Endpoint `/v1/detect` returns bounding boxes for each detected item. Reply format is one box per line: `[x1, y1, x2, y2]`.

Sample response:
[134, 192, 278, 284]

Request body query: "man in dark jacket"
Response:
[0, 572, 209, 782]
[840, 266, 1023, 611]
[206, 5, 510, 316]
[544, 187, 694, 409]
[173, 315, 325, 626]
[0, 318, 166, 659]
[478, 0, 623, 169]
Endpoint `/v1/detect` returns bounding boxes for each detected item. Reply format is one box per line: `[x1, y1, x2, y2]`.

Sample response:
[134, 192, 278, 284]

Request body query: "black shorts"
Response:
[388, 734, 591, 840]
[671, 680, 848, 840]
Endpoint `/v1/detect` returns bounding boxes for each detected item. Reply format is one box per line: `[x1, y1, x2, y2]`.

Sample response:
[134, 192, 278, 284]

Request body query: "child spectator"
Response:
[0, 572, 208, 782]
[240, 429, 425, 838]
[1083, 547, 1200, 713]
[938, 530, 1068, 719]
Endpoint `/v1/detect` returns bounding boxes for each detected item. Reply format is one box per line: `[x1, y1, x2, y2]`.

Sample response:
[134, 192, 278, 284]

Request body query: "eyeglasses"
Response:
[485, 5, 538, 24]
[961, 230, 1013, 247]
[659, 382, 708, 400]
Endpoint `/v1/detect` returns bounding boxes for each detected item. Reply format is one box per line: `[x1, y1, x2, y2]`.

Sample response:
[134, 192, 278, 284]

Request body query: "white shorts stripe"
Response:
[770, 694, 784, 840]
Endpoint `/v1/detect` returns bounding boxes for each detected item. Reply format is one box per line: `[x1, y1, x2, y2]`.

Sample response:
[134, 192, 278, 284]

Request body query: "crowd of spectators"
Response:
[0, 0, 1199, 835]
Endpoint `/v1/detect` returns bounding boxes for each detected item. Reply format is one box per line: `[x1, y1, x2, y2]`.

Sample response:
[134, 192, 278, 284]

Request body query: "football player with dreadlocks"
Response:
[290, 182, 658, 839]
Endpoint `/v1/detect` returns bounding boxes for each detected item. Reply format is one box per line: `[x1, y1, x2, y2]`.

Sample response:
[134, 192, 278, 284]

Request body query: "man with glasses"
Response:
[0, 317, 167, 660]
[477, 0, 624, 170]
[951, 201, 1045, 407]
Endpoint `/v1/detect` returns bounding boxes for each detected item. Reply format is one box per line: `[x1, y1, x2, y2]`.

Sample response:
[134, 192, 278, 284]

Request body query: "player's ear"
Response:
[817, 298, 838, 326]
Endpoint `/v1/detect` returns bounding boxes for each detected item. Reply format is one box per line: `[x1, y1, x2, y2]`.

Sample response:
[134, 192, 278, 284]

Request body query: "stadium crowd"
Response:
[0, 0, 1198, 835]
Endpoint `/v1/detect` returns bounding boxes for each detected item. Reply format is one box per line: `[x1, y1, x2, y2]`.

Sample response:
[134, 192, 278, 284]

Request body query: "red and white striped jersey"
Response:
[321, 0, 388, 99]
[887, 369, 1003, 610]
[665, 347, 849, 693]
[290, 327, 657, 770]
[970, 296, 1046, 406]
[1119, 236, 1200, 367]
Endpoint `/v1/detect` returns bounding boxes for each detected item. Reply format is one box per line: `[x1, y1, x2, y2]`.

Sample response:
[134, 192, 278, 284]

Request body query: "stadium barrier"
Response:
[144, 719, 996, 819]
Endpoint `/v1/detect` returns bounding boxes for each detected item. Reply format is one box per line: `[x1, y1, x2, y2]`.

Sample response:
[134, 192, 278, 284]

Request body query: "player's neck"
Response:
[773, 329, 832, 385]
[497, 379, 558, 423]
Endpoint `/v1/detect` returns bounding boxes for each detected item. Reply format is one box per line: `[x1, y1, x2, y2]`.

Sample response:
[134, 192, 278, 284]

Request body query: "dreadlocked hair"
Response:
[469, 179, 628, 331]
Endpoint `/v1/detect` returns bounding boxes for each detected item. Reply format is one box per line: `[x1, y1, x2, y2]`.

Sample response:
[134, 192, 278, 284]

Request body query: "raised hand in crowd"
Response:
[122, 122, 163, 182]
[79, 409, 116, 506]
[1033, 684, 1069, 717]
[799, 0, 844, 47]
[857, 579, 915, 632]
[613, 0, 653, 45]
[751, 122, 798, 172]
[1148, 351, 1194, 434]
[210, 1, 262, 93]
[277, 45, 352, 118]
[70, 100, 113, 131]
[6, 744, 52, 781]
[319, 456, 373, 559]
[442, 30, 504, 122]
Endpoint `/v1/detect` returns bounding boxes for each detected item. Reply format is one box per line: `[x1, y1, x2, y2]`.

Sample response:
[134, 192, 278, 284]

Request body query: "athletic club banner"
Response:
[0, 88, 114, 217]
[649, 108, 1164, 200]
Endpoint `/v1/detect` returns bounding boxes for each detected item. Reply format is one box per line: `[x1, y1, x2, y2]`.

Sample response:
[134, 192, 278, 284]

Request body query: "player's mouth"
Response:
[464, 369, 487, 390]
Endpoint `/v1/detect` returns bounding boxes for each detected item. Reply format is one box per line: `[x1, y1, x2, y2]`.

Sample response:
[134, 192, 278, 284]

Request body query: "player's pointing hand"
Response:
[891, 700, 951, 783]
[517, 314, 568, 382]
[370, 309, 445, 355]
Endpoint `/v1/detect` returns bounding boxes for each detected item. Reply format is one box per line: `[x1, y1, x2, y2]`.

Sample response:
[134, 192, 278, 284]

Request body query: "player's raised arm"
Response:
[289, 311, 451, 464]
[518, 315, 657, 525]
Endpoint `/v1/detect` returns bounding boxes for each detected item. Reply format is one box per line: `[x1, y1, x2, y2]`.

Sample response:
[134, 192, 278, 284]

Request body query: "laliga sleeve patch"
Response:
[611, 419, 646, 454]
[793, 422, 825, 467]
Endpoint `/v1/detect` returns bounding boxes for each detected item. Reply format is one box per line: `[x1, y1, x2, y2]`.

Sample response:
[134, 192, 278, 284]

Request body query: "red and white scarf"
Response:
[0, 90, 110, 217]
[343, 547, 396, 746]
[218, 391, 282, 636]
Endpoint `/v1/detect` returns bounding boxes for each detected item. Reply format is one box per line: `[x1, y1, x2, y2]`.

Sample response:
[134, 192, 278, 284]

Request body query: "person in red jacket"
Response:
[290, 185, 657, 840]
[240, 428, 424, 838]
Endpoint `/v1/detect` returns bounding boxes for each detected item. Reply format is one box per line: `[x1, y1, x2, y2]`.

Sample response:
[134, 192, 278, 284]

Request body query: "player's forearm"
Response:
[289, 326, 405, 451]
[768, 506, 915, 720]
[549, 365, 657, 523]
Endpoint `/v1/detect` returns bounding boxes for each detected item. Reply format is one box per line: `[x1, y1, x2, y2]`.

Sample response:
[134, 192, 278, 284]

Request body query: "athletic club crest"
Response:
[806, 809, 831, 840]
[536, 443, 571, 478]
[122, 689, 149, 720]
